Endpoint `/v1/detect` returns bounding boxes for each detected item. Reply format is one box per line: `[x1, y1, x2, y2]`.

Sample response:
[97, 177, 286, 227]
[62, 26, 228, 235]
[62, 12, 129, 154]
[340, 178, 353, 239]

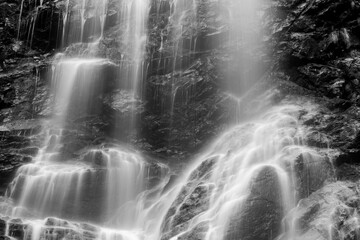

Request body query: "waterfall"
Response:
[0, 0, 162, 239]
[117, 0, 150, 134]
[0, 1, 335, 240]
[16, 0, 25, 40]
[49, 57, 119, 130]
[3, 146, 155, 224]
[221, 0, 264, 97]
[61, 0, 109, 47]
[168, 0, 198, 125]
[159, 100, 333, 240]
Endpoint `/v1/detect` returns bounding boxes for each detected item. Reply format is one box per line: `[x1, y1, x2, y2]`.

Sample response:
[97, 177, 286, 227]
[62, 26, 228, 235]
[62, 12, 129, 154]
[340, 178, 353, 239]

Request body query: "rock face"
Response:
[269, 0, 360, 102]
[1, 0, 360, 240]
[160, 157, 217, 240]
[0, 58, 50, 195]
[286, 181, 360, 240]
[224, 167, 283, 240]
[143, 57, 231, 158]
[0, 0, 236, 163]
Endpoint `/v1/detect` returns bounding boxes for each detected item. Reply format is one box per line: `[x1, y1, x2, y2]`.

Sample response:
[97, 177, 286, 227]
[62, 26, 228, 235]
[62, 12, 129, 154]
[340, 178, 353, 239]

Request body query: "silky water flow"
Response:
[0, 0, 334, 240]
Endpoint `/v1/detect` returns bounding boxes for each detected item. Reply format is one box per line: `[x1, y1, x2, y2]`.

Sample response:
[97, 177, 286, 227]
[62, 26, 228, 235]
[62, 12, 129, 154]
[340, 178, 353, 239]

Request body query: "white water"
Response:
[3, 145, 153, 223]
[221, 0, 265, 95]
[169, 0, 198, 63]
[50, 57, 115, 125]
[1, 1, 167, 239]
[168, 0, 197, 121]
[0, 83, 330, 240]
[16, 0, 25, 40]
[61, 0, 71, 47]
[61, 0, 109, 47]
[0, 1, 332, 240]
[118, 0, 150, 125]
[159, 101, 331, 240]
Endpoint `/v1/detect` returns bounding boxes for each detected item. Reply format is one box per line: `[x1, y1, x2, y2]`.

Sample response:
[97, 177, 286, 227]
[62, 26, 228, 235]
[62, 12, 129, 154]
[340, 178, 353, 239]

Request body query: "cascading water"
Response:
[159, 99, 333, 240]
[3, 146, 149, 222]
[221, 0, 265, 96]
[61, 0, 109, 47]
[117, 0, 150, 134]
[168, 0, 197, 123]
[0, 1, 163, 239]
[169, 0, 198, 67]
[0, 52, 172, 237]
[0, 0, 335, 240]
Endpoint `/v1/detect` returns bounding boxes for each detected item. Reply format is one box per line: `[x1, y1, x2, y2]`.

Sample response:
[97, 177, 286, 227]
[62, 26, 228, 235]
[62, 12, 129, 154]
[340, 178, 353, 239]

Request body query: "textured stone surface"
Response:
[2, 1, 360, 240]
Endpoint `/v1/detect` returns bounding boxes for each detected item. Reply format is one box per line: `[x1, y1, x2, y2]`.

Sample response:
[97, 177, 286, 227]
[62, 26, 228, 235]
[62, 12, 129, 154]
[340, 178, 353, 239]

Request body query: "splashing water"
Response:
[3, 146, 159, 225]
[0, 97, 332, 240]
[159, 102, 333, 240]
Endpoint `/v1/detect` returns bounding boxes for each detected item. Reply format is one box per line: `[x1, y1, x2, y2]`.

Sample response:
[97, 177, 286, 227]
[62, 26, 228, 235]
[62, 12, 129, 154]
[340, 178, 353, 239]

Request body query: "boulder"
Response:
[224, 167, 283, 240]
[285, 182, 360, 240]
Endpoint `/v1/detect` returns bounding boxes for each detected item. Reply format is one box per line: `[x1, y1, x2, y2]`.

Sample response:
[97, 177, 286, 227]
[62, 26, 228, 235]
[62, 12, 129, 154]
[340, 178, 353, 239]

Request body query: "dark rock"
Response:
[176, 222, 209, 240]
[0, 219, 6, 236]
[337, 162, 360, 181]
[160, 157, 217, 240]
[294, 152, 335, 199]
[17, 147, 39, 157]
[8, 220, 25, 240]
[287, 182, 360, 240]
[225, 167, 283, 240]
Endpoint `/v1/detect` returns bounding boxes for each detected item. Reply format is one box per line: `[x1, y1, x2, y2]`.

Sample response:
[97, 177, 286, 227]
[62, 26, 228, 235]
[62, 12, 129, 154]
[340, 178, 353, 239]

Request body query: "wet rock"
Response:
[301, 108, 359, 150]
[0, 120, 42, 136]
[268, 0, 360, 105]
[0, 65, 47, 187]
[83, 150, 108, 167]
[0, 237, 11, 240]
[103, 90, 145, 115]
[0, 60, 51, 122]
[146, 161, 171, 188]
[176, 222, 209, 240]
[143, 57, 231, 159]
[161, 184, 213, 240]
[160, 157, 217, 240]
[8, 219, 25, 240]
[294, 152, 335, 199]
[305, 131, 330, 148]
[0, 219, 6, 236]
[288, 182, 360, 240]
[0, 216, 100, 240]
[17, 147, 38, 157]
[337, 162, 360, 181]
[225, 167, 283, 240]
